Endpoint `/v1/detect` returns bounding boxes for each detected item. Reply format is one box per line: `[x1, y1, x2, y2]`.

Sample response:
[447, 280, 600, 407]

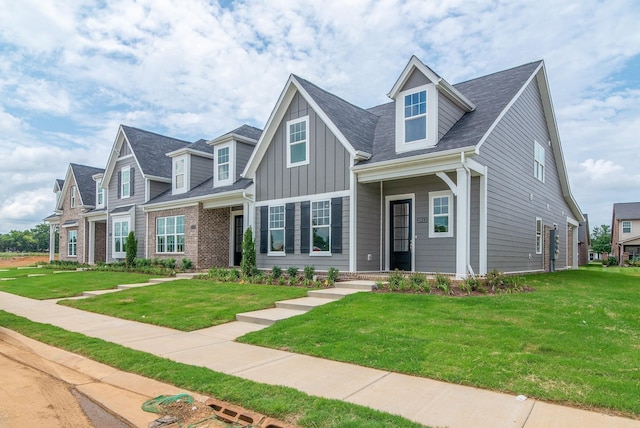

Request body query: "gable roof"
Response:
[57, 163, 104, 209]
[208, 124, 262, 146]
[613, 202, 640, 220]
[144, 177, 253, 208]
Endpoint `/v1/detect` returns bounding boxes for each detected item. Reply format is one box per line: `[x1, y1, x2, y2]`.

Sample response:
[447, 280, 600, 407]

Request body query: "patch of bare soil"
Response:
[0, 255, 50, 268]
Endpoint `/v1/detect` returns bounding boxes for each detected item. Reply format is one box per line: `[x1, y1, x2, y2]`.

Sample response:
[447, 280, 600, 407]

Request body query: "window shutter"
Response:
[117, 172, 121, 199]
[285, 203, 295, 253]
[300, 201, 310, 253]
[260, 206, 268, 254]
[331, 197, 342, 254]
[130, 167, 135, 196]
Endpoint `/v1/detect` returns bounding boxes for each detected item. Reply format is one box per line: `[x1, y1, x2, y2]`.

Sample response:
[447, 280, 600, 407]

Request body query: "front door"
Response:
[233, 215, 244, 266]
[390, 199, 412, 271]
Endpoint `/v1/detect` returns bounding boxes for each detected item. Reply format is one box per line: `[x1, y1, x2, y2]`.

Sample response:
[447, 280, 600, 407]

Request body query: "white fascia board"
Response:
[436, 79, 475, 112]
[143, 189, 246, 212]
[56, 165, 76, 211]
[242, 77, 298, 179]
[165, 147, 214, 159]
[208, 133, 258, 146]
[92, 172, 104, 180]
[84, 211, 108, 220]
[145, 175, 172, 183]
[102, 125, 127, 189]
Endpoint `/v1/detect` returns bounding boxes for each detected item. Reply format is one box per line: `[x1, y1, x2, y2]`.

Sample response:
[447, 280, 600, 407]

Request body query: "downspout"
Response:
[461, 152, 474, 277]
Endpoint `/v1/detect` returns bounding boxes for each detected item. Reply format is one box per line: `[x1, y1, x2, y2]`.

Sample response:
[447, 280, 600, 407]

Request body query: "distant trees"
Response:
[590, 224, 611, 254]
[0, 223, 57, 253]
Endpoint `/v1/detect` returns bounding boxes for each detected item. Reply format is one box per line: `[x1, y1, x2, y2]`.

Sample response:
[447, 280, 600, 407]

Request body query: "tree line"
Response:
[0, 224, 58, 253]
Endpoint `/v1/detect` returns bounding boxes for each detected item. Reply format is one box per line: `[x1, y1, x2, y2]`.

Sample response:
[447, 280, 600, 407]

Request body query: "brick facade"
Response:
[94, 222, 107, 263]
[146, 203, 231, 269]
[59, 175, 87, 263]
[567, 227, 574, 267]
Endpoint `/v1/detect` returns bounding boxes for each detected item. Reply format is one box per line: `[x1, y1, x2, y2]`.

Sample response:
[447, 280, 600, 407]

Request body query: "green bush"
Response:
[271, 265, 283, 279]
[303, 265, 315, 280]
[435, 272, 451, 295]
[388, 270, 407, 291]
[326, 267, 339, 285]
[181, 258, 193, 270]
[286, 267, 298, 279]
[124, 231, 137, 267]
[409, 272, 428, 292]
[240, 226, 256, 277]
[606, 256, 618, 266]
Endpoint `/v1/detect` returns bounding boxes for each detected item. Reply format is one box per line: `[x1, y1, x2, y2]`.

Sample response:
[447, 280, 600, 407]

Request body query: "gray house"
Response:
[243, 56, 583, 278]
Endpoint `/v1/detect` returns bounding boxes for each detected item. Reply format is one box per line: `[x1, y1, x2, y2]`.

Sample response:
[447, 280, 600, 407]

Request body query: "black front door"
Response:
[233, 215, 244, 266]
[390, 200, 412, 271]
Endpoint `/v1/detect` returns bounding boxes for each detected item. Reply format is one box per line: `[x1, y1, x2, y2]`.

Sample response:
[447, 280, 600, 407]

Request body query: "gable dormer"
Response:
[208, 126, 259, 189]
[93, 173, 106, 209]
[166, 144, 213, 195]
[388, 56, 475, 154]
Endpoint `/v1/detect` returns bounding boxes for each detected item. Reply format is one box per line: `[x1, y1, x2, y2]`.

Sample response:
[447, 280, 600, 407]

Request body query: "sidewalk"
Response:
[0, 290, 638, 428]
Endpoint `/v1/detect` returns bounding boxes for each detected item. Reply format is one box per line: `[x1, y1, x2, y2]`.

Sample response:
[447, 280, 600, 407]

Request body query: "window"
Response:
[156, 215, 185, 253]
[536, 218, 543, 254]
[286, 116, 309, 168]
[534, 141, 545, 182]
[622, 221, 632, 234]
[68, 230, 77, 256]
[311, 200, 330, 252]
[174, 158, 185, 191]
[217, 146, 230, 181]
[121, 168, 130, 198]
[429, 191, 453, 237]
[404, 90, 427, 142]
[70, 186, 76, 208]
[96, 179, 104, 207]
[269, 206, 285, 253]
[113, 219, 129, 258]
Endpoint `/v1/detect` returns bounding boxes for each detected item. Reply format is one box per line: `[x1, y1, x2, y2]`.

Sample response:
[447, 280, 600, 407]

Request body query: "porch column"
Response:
[479, 172, 488, 275]
[49, 224, 56, 262]
[88, 221, 95, 265]
[456, 167, 470, 279]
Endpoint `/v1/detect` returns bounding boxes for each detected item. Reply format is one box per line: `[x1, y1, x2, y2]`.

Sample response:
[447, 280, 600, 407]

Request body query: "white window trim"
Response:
[96, 179, 105, 208]
[172, 155, 189, 195]
[214, 142, 234, 187]
[536, 217, 543, 255]
[286, 116, 310, 168]
[121, 167, 131, 199]
[395, 83, 438, 153]
[112, 217, 130, 259]
[310, 200, 331, 256]
[268, 205, 286, 256]
[68, 230, 77, 257]
[70, 186, 76, 208]
[622, 221, 632, 234]
[156, 215, 185, 254]
[534, 140, 545, 182]
[429, 190, 454, 238]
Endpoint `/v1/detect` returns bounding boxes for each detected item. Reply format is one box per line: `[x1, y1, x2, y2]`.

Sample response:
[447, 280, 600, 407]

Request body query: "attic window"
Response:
[287, 116, 309, 168]
[214, 142, 234, 187]
[395, 83, 437, 152]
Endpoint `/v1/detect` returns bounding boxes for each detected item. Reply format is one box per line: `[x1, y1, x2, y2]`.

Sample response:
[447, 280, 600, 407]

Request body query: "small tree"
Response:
[125, 231, 137, 267]
[241, 226, 256, 277]
[591, 224, 611, 254]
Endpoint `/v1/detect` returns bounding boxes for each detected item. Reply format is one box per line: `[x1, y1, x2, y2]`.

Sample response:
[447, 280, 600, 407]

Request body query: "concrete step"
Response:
[307, 287, 365, 300]
[83, 289, 122, 297]
[275, 296, 333, 311]
[334, 280, 377, 291]
[236, 308, 307, 326]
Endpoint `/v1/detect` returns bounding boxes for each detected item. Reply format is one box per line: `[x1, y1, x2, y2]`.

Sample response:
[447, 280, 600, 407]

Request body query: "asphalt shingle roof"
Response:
[69, 163, 104, 206]
[121, 125, 191, 178]
[145, 177, 253, 206]
[613, 202, 640, 220]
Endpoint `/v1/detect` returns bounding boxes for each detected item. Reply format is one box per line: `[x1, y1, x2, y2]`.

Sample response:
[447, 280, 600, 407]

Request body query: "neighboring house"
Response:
[611, 202, 640, 262]
[44, 163, 104, 263]
[243, 56, 583, 278]
[578, 214, 590, 265]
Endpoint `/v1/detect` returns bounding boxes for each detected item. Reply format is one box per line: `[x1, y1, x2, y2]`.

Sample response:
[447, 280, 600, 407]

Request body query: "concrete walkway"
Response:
[0, 287, 638, 427]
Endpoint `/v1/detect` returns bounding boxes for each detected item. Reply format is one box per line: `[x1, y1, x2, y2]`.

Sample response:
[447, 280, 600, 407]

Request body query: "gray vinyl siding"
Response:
[401, 69, 429, 92]
[438, 95, 465, 141]
[236, 142, 254, 181]
[255, 197, 350, 272]
[106, 156, 146, 261]
[475, 77, 574, 273]
[382, 176, 455, 274]
[469, 176, 480, 273]
[255, 92, 350, 202]
[150, 180, 170, 200]
[190, 155, 211, 188]
[356, 182, 382, 271]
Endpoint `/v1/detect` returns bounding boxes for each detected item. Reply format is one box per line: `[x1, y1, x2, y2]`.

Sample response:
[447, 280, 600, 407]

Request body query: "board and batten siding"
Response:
[356, 182, 382, 271]
[476, 77, 574, 273]
[236, 142, 254, 181]
[190, 155, 212, 188]
[255, 197, 350, 272]
[149, 180, 170, 200]
[438, 95, 465, 141]
[255, 92, 350, 202]
[106, 155, 146, 261]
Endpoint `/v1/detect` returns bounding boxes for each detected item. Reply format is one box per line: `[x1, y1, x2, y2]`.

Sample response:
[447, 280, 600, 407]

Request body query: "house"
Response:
[578, 214, 591, 265]
[44, 163, 105, 263]
[611, 202, 640, 262]
[242, 56, 584, 278]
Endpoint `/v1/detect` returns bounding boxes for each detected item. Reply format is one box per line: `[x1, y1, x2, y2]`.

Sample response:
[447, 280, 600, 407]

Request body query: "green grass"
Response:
[239, 269, 640, 417]
[59, 280, 310, 331]
[0, 271, 155, 299]
[0, 311, 423, 428]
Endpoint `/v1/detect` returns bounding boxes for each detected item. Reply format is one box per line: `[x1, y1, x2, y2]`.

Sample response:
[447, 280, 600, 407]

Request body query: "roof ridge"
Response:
[453, 60, 543, 87]
[120, 124, 191, 144]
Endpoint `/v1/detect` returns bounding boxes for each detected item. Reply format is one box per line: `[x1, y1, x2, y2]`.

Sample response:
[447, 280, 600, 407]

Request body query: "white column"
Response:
[49, 224, 56, 262]
[88, 221, 95, 265]
[456, 167, 469, 279]
[479, 172, 488, 275]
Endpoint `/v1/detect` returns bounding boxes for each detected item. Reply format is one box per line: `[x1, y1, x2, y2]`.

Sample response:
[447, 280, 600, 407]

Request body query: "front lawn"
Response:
[238, 269, 640, 417]
[59, 280, 310, 331]
[0, 271, 155, 299]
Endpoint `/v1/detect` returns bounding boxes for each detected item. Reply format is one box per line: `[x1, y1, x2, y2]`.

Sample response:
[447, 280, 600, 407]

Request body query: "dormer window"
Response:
[173, 156, 186, 193]
[395, 83, 437, 153]
[214, 142, 234, 187]
[70, 186, 76, 208]
[96, 179, 105, 208]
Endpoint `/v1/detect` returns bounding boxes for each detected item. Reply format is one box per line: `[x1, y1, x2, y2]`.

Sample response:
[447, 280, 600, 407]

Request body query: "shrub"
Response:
[435, 272, 451, 295]
[286, 266, 298, 279]
[240, 226, 256, 277]
[606, 256, 618, 266]
[409, 272, 428, 292]
[461, 274, 482, 295]
[124, 231, 137, 267]
[327, 267, 339, 285]
[388, 270, 407, 292]
[181, 258, 193, 270]
[162, 258, 177, 269]
[303, 265, 315, 281]
[271, 265, 283, 279]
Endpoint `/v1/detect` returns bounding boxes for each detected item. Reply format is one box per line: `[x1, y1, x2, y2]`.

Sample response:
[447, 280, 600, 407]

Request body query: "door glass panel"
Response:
[393, 202, 410, 252]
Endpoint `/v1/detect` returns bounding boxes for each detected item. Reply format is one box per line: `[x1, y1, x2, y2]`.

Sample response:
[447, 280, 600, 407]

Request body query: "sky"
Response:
[0, 0, 639, 235]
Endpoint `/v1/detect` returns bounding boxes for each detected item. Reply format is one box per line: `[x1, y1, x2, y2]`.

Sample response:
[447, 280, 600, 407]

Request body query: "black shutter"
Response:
[117, 171, 121, 199]
[260, 206, 268, 253]
[130, 167, 135, 196]
[300, 201, 310, 253]
[331, 197, 342, 254]
[285, 203, 295, 254]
